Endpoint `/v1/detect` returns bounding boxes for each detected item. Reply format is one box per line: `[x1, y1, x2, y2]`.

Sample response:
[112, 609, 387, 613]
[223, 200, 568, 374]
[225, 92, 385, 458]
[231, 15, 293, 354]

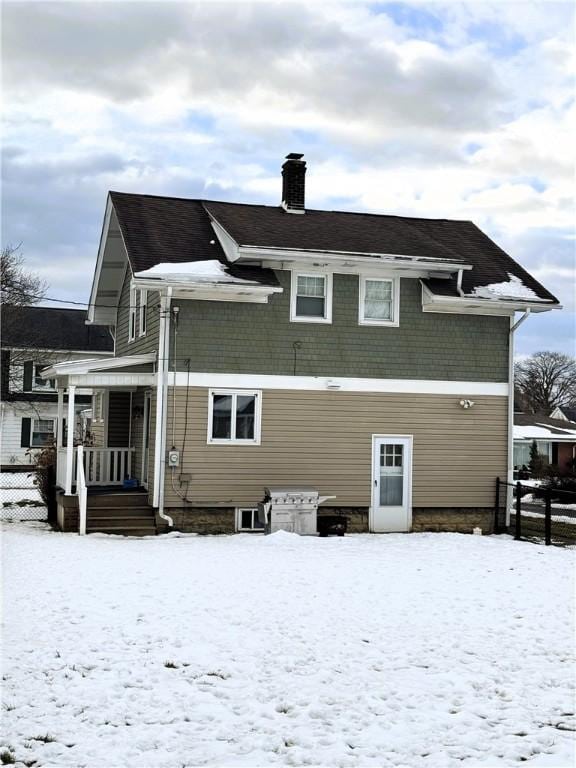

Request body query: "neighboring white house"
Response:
[1, 306, 113, 467]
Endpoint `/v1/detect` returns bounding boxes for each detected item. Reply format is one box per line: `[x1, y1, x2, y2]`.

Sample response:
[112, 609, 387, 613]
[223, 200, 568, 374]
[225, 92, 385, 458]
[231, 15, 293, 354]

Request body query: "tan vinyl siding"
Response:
[164, 387, 508, 509]
[115, 268, 160, 357]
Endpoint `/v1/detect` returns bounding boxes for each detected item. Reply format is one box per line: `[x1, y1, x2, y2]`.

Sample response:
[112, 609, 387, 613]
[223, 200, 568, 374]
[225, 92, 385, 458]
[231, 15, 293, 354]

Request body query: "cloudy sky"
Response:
[2, 0, 574, 356]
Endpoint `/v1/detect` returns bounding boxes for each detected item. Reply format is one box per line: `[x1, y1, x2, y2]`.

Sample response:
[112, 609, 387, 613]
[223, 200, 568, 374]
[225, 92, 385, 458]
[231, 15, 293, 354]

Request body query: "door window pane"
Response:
[380, 444, 404, 505]
[236, 396, 255, 440]
[296, 275, 326, 318]
[212, 394, 232, 439]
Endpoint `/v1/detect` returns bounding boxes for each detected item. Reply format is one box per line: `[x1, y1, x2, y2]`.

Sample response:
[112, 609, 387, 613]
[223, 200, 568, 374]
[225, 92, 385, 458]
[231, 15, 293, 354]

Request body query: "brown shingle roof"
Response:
[109, 191, 558, 304]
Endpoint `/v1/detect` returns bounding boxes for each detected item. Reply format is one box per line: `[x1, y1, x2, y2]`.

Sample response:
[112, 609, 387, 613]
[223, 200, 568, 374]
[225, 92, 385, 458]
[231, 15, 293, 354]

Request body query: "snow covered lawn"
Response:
[0, 473, 46, 521]
[1, 525, 575, 768]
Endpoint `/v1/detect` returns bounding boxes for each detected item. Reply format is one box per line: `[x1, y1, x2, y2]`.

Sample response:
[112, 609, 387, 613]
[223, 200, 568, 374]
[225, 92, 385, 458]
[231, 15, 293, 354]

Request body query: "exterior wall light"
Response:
[459, 399, 475, 409]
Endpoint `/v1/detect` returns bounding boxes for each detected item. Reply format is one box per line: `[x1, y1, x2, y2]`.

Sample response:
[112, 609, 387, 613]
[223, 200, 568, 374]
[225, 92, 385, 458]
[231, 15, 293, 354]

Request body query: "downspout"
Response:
[506, 309, 531, 523]
[456, 269, 465, 297]
[153, 287, 174, 526]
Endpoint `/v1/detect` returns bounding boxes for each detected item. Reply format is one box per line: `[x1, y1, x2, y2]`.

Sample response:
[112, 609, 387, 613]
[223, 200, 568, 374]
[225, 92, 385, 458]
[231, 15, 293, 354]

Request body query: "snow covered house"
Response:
[0, 306, 113, 468]
[42, 154, 561, 535]
[513, 413, 576, 475]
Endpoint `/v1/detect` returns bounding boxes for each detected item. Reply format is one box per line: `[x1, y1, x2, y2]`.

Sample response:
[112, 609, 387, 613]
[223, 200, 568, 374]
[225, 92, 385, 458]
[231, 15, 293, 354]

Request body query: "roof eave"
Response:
[421, 281, 560, 314]
[239, 246, 471, 273]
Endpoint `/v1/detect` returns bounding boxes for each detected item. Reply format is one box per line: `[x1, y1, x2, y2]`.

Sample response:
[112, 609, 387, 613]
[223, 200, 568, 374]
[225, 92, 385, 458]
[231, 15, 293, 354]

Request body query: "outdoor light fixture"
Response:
[459, 399, 475, 409]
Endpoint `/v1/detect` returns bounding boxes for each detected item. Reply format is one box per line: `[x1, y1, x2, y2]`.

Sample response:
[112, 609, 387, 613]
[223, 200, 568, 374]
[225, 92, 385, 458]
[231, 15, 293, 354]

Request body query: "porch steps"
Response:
[86, 492, 157, 536]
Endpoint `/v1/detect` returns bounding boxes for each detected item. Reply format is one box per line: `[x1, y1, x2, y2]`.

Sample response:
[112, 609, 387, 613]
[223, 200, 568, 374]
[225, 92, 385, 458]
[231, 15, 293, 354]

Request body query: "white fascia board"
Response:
[209, 218, 241, 262]
[68, 373, 156, 387]
[132, 277, 283, 303]
[41, 353, 156, 377]
[239, 246, 471, 273]
[420, 281, 559, 316]
[168, 371, 508, 397]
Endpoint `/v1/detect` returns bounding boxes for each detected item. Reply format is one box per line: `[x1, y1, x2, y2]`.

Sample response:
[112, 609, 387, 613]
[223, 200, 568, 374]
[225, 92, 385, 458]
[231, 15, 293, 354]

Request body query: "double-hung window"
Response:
[32, 419, 55, 447]
[208, 390, 261, 444]
[359, 277, 399, 326]
[138, 289, 147, 337]
[128, 286, 137, 342]
[290, 272, 332, 323]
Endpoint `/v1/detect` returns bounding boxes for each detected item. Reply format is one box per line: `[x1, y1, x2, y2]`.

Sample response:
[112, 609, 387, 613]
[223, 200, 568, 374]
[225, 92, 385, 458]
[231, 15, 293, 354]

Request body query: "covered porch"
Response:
[42, 354, 157, 495]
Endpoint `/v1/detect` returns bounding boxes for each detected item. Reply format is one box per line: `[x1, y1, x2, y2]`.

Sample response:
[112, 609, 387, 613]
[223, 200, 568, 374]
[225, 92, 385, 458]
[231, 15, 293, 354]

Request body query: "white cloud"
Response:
[1, 0, 574, 355]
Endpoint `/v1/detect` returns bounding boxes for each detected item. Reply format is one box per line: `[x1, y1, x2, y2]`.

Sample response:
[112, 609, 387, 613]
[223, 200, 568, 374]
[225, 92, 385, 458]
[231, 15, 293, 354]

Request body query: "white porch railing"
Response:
[57, 447, 135, 489]
[83, 447, 134, 486]
[76, 446, 87, 535]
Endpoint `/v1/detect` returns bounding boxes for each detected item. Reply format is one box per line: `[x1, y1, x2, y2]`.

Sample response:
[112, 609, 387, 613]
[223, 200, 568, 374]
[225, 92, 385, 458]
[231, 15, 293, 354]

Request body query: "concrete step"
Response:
[86, 526, 157, 536]
[87, 516, 155, 527]
[88, 493, 150, 509]
[88, 507, 155, 518]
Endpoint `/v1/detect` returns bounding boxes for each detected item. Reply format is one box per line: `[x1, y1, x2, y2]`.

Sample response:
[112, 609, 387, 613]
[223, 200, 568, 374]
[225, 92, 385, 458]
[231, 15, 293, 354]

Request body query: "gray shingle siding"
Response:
[170, 272, 509, 382]
[115, 268, 160, 357]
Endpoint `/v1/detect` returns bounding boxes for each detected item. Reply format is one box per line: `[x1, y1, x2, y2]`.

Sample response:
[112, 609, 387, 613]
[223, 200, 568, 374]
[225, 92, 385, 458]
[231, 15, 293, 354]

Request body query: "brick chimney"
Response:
[281, 153, 306, 214]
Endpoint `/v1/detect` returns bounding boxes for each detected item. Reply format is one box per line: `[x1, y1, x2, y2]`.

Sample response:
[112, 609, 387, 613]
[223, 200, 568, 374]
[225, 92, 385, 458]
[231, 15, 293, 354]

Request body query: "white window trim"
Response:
[128, 286, 137, 342]
[290, 270, 333, 324]
[207, 389, 262, 445]
[236, 507, 265, 532]
[358, 275, 400, 327]
[138, 289, 147, 337]
[31, 418, 55, 447]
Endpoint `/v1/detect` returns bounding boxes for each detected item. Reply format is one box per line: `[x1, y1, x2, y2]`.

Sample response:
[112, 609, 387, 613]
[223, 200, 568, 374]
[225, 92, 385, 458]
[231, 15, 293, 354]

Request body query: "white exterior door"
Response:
[371, 436, 413, 532]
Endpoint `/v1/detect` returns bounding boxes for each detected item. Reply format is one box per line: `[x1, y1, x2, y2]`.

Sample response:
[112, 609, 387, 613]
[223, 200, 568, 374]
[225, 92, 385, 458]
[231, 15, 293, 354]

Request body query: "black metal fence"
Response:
[495, 478, 576, 547]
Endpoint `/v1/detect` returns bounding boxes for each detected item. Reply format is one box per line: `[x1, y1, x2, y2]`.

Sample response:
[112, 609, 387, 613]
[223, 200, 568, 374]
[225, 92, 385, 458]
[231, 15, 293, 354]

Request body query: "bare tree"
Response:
[515, 352, 576, 413]
[1, 244, 46, 306]
[1, 245, 49, 390]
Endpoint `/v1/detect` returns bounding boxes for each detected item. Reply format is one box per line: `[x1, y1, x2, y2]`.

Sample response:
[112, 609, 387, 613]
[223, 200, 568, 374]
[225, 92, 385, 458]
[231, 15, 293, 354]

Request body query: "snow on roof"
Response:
[134, 260, 262, 285]
[469, 273, 549, 302]
[514, 423, 576, 441]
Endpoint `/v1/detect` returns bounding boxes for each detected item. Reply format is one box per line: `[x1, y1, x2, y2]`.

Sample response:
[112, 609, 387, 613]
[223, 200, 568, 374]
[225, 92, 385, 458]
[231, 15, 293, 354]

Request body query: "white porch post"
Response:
[56, 388, 64, 449]
[65, 385, 76, 495]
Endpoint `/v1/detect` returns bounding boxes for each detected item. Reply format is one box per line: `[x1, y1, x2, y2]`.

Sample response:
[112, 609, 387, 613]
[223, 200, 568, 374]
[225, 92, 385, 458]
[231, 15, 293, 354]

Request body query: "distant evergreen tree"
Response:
[528, 440, 549, 479]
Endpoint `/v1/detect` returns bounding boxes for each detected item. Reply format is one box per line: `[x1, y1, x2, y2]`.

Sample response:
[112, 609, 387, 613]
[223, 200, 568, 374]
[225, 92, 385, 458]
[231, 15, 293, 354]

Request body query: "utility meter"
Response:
[167, 449, 180, 467]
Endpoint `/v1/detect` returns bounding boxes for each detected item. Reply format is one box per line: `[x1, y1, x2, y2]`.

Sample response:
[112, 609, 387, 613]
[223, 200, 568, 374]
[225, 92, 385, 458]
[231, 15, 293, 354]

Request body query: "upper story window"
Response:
[129, 286, 137, 342]
[138, 289, 147, 337]
[33, 364, 55, 390]
[207, 390, 261, 445]
[290, 272, 333, 324]
[359, 276, 400, 327]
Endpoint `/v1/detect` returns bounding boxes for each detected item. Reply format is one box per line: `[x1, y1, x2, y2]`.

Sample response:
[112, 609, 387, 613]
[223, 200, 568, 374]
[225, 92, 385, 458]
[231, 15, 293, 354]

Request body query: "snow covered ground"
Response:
[1, 525, 575, 768]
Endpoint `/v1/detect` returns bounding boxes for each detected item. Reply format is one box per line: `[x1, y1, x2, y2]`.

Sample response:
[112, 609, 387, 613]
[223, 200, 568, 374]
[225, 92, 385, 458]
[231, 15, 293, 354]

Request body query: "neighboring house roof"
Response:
[109, 191, 558, 305]
[0, 306, 113, 352]
[514, 413, 576, 441]
[550, 407, 576, 422]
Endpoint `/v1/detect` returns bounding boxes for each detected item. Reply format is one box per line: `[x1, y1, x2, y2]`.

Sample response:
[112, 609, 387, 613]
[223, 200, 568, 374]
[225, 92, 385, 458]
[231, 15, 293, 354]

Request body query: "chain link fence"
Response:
[0, 469, 47, 522]
[495, 478, 576, 547]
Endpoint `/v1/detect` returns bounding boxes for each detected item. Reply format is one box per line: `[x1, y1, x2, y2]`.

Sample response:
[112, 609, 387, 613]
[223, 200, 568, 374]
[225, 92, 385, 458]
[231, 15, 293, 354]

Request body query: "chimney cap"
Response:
[285, 152, 304, 161]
